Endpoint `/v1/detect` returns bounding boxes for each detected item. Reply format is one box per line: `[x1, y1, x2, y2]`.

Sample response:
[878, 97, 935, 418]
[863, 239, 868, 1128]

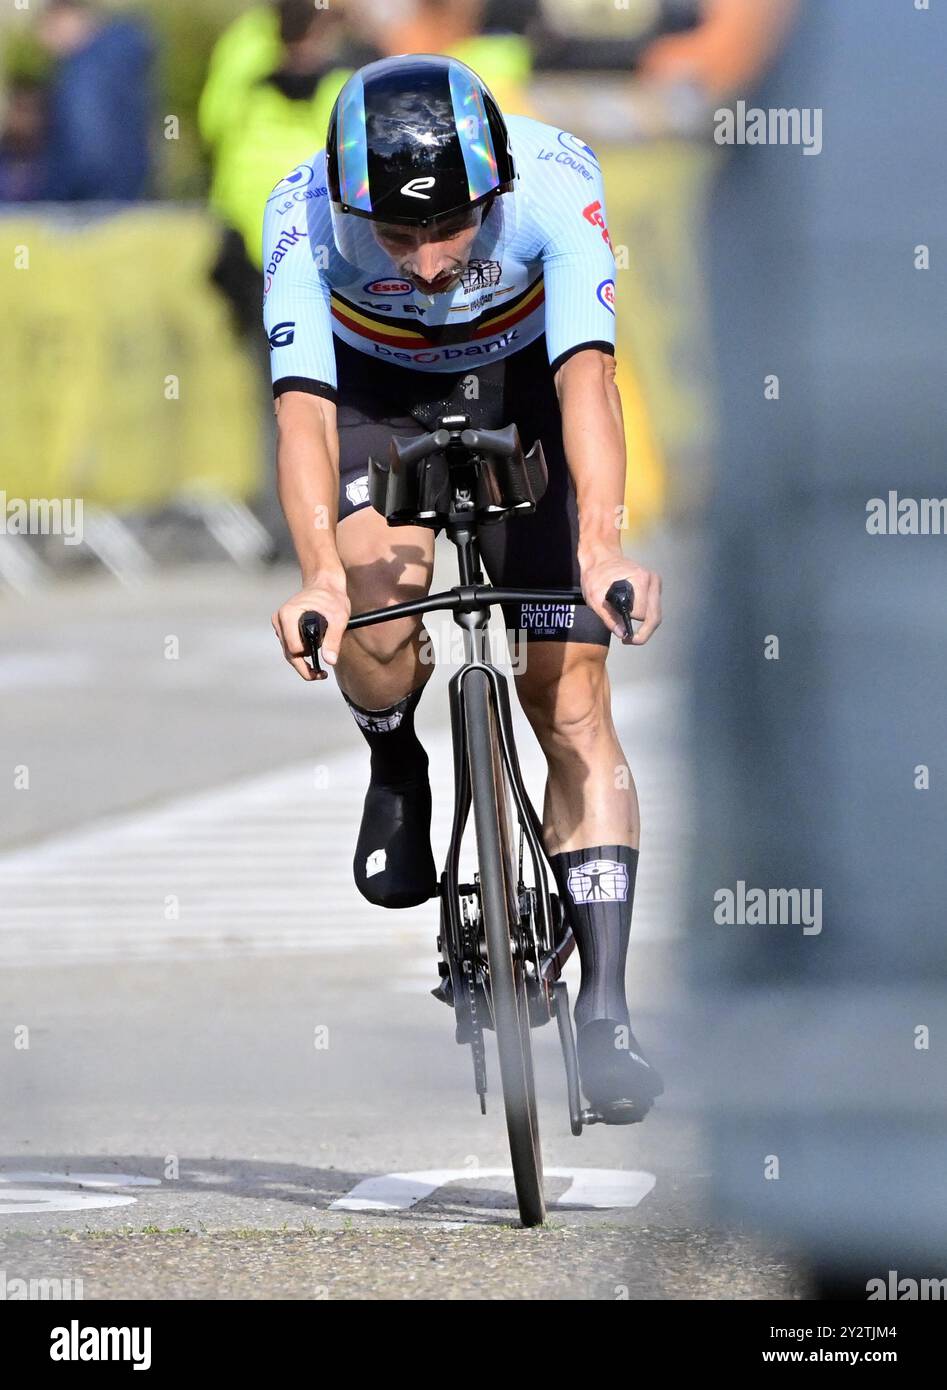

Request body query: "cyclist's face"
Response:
[372, 209, 483, 295]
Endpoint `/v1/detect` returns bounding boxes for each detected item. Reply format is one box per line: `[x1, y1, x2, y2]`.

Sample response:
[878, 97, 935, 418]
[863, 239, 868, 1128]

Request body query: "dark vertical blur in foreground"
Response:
[692, 0, 947, 1287]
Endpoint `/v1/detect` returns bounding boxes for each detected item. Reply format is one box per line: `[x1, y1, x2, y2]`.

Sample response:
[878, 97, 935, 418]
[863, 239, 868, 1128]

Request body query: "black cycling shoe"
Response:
[353, 775, 437, 909]
[577, 1018, 664, 1123]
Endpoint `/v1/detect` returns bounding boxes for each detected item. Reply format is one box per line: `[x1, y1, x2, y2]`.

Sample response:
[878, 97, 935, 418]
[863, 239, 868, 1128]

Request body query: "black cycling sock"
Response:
[343, 687, 436, 909]
[549, 844, 639, 1031]
[343, 687, 428, 786]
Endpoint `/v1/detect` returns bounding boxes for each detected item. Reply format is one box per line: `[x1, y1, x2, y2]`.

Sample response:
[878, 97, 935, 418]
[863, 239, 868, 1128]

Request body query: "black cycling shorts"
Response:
[334, 334, 610, 647]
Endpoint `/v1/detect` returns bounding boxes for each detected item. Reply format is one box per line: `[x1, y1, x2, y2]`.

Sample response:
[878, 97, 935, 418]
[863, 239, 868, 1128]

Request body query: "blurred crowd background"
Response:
[4, 1, 947, 1295]
[1, 0, 722, 577]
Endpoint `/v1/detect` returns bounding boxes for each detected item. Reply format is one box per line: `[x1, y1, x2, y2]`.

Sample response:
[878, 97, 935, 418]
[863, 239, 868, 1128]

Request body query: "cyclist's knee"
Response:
[344, 609, 423, 669]
[342, 558, 430, 668]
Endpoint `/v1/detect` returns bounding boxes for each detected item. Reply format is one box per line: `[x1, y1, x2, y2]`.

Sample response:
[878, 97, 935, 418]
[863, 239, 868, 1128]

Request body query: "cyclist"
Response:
[266, 54, 664, 1120]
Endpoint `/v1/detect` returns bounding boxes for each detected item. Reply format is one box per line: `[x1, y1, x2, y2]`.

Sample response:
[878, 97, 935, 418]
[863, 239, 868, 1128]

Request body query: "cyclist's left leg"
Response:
[478, 340, 663, 1112]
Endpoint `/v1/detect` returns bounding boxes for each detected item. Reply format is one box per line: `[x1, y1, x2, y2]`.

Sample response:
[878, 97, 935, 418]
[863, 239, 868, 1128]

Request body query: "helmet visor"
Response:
[331, 60, 513, 225]
[329, 189, 517, 292]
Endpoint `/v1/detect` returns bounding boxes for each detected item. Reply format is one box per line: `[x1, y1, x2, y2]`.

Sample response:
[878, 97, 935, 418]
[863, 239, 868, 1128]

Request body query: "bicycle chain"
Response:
[462, 898, 487, 1100]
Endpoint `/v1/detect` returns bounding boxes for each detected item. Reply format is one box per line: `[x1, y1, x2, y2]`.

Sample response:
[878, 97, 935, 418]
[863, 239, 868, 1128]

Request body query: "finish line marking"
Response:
[331, 1167, 656, 1213]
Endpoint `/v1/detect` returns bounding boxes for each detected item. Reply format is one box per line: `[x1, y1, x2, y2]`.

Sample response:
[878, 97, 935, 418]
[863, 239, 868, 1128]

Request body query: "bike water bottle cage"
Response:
[368, 416, 549, 531]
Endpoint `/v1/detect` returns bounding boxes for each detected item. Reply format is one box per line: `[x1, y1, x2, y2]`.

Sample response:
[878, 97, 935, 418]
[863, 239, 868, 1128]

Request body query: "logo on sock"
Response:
[351, 707, 405, 733]
[366, 848, 387, 877]
[566, 858, 629, 904]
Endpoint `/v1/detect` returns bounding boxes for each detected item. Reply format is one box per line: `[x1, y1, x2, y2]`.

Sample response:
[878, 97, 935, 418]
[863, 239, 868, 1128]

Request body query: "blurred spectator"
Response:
[362, 0, 534, 112]
[530, 0, 699, 71]
[0, 76, 50, 203]
[638, 0, 797, 96]
[201, 0, 373, 336]
[691, 0, 947, 1290]
[37, 0, 155, 201]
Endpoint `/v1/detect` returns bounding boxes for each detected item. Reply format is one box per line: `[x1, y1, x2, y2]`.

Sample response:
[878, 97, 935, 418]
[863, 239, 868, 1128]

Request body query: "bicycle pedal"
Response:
[430, 976, 454, 1008]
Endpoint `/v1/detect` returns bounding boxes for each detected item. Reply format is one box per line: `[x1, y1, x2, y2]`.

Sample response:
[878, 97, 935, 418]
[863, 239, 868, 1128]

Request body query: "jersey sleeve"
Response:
[262, 190, 337, 401]
[537, 148, 618, 374]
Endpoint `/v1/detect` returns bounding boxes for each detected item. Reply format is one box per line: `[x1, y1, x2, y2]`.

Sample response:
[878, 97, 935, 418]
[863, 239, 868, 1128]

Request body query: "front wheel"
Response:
[463, 669, 545, 1227]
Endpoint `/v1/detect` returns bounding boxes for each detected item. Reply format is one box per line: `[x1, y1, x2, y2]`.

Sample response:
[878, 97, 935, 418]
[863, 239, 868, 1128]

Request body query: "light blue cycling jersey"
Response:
[261, 114, 617, 401]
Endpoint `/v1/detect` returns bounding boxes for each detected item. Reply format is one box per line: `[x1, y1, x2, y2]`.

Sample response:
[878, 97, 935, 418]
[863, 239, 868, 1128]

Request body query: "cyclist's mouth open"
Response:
[410, 269, 462, 295]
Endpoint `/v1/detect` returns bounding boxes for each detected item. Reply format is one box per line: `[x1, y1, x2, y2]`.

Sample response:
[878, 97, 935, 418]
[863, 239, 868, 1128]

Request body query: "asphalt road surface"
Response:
[0, 536, 805, 1299]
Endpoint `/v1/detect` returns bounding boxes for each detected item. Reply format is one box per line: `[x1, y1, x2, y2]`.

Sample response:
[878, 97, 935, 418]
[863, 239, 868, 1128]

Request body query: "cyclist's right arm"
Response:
[262, 180, 349, 679]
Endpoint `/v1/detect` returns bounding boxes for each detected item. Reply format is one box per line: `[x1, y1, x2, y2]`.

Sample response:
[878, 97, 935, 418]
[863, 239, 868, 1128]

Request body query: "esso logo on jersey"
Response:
[363, 278, 413, 296]
[558, 131, 599, 168]
[268, 165, 314, 201]
[597, 279, 616, 314]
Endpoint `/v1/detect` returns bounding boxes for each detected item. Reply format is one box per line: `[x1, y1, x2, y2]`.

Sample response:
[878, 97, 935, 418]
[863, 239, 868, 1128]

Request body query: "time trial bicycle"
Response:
[300, 414, 637, 1227]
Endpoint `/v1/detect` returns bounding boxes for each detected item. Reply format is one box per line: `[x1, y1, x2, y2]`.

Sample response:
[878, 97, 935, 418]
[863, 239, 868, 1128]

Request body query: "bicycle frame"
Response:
[346, 520, 576, 991]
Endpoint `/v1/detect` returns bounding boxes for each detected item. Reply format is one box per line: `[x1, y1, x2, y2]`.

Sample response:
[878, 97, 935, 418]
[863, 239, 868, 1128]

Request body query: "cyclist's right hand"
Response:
[272, 573, 350, 681]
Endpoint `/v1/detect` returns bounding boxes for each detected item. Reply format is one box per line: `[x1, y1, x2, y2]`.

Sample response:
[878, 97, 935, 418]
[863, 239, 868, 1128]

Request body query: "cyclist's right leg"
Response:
[332, 419, 438, 908]
[327, 338, 500, 909]
[334, 502, 434, 708]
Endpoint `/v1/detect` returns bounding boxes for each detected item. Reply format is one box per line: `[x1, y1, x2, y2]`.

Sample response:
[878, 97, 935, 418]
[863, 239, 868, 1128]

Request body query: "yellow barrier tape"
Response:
[0, 210, 263, 508]
[599, 142, 717, 533]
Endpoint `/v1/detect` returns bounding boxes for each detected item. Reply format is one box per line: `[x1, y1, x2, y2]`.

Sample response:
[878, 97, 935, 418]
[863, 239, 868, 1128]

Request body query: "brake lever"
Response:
[605, 579, 637, 641]
[299, 610, 329, 680]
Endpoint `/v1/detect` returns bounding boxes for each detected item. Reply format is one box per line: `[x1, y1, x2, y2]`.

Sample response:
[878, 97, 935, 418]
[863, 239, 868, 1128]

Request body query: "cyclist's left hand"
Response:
[580, 551, 662, 645]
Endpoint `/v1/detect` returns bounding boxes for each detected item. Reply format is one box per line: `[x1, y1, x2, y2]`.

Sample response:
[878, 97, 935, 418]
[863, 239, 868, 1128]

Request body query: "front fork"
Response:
[436, 611, 589, 1130]
[441, 633, 556, 994]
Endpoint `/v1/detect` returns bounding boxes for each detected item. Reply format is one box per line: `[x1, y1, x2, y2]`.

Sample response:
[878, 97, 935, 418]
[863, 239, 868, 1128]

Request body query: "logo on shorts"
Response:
[597, 279, 616, 314]
[364, 278, 413, 296]
[345, 475, 370, 508]
[566, 859, 629, 904]
[518, 602, 575, 633]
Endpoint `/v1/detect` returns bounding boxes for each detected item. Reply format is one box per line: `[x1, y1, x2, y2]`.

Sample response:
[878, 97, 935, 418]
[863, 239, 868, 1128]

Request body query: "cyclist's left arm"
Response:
[541, 164, 662, 644]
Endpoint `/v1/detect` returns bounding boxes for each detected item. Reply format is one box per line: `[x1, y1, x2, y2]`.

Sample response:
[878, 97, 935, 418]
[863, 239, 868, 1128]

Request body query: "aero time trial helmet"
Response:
[325, 54, 516, 265]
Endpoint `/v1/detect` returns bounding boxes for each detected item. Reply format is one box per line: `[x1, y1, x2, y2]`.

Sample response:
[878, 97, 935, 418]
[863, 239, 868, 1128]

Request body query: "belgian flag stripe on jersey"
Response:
[330, 277, 545, 349]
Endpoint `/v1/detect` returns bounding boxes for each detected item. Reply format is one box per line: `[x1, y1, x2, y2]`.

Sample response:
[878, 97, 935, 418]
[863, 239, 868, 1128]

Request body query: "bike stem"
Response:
[345, 492, 584, 665]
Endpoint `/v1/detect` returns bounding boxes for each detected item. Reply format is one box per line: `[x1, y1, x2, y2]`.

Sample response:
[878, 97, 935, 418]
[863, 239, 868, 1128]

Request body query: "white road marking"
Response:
[0, 679, 689, 969]
[0, 1190, 138, 1215]
[331, 1167, 656, 1213]
[0, 1170, 157, 1216]
[0, 1172, 160, 1189]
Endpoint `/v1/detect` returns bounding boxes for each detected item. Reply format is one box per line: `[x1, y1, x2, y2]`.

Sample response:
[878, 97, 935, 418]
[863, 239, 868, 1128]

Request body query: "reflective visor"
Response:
[333, 60, 502, 217]
[448, 62, 500, 202]
[335, 74, 372, 212]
